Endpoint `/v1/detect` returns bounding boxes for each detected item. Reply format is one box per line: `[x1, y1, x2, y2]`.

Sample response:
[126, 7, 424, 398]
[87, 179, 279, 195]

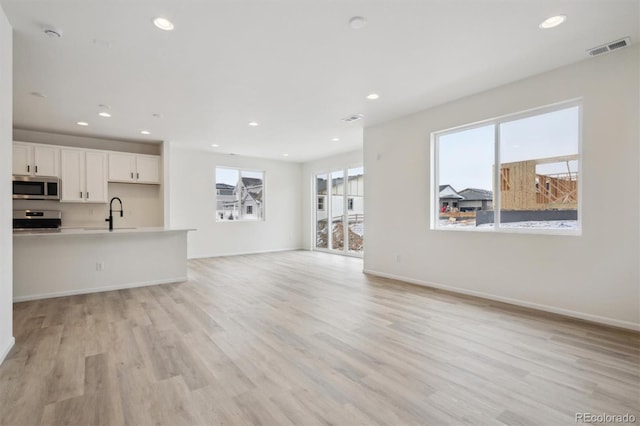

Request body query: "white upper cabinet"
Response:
[60, 149, 83, 202]
[12, 142, 59, 177]
[136, 155, 161, 183]
[84, 151, 108, 203]
[108, 152, 161, 184]
[108, 153, 137, 182]
[60, 148, 108, 203]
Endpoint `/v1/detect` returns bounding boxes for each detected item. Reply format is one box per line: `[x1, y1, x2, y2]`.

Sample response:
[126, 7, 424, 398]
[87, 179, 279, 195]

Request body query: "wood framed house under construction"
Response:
[499, 154, 578, 211]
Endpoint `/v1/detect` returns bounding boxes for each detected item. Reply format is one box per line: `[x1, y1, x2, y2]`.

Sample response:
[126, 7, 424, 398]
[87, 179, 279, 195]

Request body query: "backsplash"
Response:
[13, 182, 163, 228]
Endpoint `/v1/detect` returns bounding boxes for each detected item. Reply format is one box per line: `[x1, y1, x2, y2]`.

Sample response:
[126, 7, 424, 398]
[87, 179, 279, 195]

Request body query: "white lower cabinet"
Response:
[60, 149, 108, 203]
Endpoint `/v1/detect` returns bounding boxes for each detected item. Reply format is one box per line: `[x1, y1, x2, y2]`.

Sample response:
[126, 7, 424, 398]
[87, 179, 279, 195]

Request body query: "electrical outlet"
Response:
[395, 254, 401, 263]
[96, 261, 105, 271]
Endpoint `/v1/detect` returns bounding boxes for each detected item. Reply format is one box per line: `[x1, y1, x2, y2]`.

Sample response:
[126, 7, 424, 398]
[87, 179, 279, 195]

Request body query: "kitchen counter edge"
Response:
[14, 228, 195, 237]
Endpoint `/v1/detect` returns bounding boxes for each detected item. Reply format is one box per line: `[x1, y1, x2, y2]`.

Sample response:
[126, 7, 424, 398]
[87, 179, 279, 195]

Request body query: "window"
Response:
[314, 167, 364, 255]
[433, 102, 580, 233]
[216, 167, 264, 221]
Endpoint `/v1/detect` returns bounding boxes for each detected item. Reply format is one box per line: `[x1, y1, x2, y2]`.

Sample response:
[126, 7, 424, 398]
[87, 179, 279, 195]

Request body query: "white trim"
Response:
[0, 337, 15, 365]
[13, 277, 187, 303]
[313, 247, 364, 258]
[188, 247, 302, 260]
[363, 269, 640, 332]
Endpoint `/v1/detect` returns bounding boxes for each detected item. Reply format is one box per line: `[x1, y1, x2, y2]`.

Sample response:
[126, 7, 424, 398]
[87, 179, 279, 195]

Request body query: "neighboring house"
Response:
[216, 183, 237, 219]
[316, 173, 364, 222]
[439, 185, 493, 212]
[216, 178, 264, 220]
[439, 184, 464, 210]
[240, 177, 264, 220]
[458, 188, 493, 211]
[500, 155, 578, 211]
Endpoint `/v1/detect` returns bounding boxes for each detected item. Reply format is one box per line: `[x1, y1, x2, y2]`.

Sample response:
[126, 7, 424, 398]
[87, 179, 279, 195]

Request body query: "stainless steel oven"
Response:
[12, 176, 60, 200]
[13, 210, 62, 232]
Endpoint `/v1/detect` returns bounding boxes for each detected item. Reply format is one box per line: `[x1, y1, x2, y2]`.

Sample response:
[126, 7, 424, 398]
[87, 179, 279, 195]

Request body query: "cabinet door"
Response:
[85, 151, 108, 203]
[108, 153, 136, 182]
[33, 146, 59, 177]
[60, 149, 84, 202]
[136, 155, 161, 184]
[12, 144, 31, 175]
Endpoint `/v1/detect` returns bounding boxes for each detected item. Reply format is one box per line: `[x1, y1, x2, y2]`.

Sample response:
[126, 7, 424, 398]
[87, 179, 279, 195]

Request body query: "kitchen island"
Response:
[13, 228, 191, 301]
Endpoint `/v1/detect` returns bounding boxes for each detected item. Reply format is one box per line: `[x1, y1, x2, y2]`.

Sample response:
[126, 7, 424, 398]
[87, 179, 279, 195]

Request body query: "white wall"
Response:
[364, 46, 640, 330]
[169, 145, 303, 258]
[0, 4, 13, 363]
[301, 150, 363, 250]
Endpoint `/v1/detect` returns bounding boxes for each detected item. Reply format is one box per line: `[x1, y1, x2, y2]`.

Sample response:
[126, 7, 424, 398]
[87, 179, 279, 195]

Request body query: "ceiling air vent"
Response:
[341, 113, 364, 123]
[587, 37, 631, 57]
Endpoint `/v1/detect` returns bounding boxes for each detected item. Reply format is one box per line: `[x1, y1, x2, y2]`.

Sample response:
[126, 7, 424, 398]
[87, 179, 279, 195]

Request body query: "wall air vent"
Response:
[341, 113, 364, 123]
[587, 37, 631, 57]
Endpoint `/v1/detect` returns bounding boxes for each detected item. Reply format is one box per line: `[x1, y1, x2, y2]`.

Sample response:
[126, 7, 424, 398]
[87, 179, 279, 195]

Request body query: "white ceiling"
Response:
[1, 0, 638, 162]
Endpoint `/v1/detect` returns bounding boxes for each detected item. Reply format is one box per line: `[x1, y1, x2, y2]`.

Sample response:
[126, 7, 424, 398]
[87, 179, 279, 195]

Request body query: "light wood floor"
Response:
[1, 251, 638, 425]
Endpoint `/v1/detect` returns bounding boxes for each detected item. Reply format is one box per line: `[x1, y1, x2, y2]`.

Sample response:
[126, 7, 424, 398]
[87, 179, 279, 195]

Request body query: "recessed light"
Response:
[153, 17, 174, 31]
[77, 121, 89, 126]
[349, 16, 366, 30]
[30, 92, 46, 98]
[248, 121, 259, 127]
[539, 15, 566, 29]
[211, 144, 219, 147]
[366, 93, 380, 100]
[98, 112, 111, 118]
[282, 153, 289, 157]
[332, 137, 340, 142]
[140, 130, 151, 135]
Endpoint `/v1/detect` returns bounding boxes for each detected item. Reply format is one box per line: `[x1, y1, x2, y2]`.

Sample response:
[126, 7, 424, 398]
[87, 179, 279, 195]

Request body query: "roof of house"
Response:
[439, 184, 464, 199]
[458, 188, 493, 201]
[216, 183, 235, 190]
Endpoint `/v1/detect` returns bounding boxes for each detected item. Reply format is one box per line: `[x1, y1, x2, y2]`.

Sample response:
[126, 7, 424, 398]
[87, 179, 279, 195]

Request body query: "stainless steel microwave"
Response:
[12, 176, 60, 200]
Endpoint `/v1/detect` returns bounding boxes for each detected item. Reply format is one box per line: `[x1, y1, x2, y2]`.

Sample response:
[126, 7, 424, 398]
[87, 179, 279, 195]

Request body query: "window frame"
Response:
[215, 166, 266, 222]
[312, 164, 364, 257]
[431, 99, 582, 236]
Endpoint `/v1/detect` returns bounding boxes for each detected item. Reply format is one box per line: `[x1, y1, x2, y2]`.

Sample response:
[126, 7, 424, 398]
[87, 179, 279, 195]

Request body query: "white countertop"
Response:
[14, 227, 193, 237]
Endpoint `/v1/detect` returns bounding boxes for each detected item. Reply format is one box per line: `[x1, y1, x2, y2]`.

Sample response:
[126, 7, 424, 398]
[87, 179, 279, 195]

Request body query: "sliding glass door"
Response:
[314, 166, 364, 256]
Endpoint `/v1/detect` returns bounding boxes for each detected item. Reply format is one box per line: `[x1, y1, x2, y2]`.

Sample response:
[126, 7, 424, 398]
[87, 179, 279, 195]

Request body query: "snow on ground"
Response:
[439, 220, 578, 230]
[350, 223, 364, 236]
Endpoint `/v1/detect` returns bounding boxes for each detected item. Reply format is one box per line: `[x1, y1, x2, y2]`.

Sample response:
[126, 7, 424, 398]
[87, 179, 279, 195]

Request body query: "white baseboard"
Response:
[13, 277, 188, 303]
[189, 247, 303, 260]
[363, 269, 640, 332]
[0, 337, 15, 365]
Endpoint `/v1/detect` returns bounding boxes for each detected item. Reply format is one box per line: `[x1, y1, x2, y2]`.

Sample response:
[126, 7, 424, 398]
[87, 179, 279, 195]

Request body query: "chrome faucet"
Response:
[105, 197, 123, 231]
